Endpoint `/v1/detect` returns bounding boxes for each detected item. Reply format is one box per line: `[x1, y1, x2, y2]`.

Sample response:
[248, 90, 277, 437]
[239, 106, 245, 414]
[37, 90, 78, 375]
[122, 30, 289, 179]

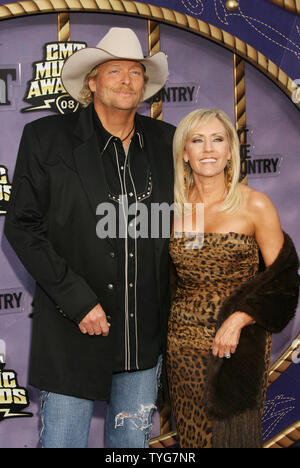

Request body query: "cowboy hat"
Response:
[61, 27, 169, 103]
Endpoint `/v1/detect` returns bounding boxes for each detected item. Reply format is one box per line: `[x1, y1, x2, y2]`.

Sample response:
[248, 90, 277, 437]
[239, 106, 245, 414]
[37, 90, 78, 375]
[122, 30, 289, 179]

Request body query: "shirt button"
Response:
[110, 252, 116, 258]
[107, 283, 114, 290]
[129, 282, 134, 288]
[129, 192, 134, 197]
[130, 313, 134, 318]
[129, 252, 134, 258]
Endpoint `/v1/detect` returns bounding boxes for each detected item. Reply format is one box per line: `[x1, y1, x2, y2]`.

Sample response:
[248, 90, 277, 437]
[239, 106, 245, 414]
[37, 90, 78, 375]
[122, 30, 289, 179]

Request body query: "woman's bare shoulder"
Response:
[239, 184, 276, 213]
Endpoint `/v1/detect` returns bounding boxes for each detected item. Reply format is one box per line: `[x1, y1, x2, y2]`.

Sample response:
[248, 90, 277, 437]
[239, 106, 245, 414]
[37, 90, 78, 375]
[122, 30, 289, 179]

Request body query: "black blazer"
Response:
[4, 104, 175, 400]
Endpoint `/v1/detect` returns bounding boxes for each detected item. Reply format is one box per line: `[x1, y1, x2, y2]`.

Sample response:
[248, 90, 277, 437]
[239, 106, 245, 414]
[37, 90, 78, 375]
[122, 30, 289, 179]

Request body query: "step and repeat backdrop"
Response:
[0, 0, 299, 448]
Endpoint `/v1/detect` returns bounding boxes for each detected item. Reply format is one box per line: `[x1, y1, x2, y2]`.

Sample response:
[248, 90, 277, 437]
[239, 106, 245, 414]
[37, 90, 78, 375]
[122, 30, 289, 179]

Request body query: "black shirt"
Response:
[93, 108, 161, 373]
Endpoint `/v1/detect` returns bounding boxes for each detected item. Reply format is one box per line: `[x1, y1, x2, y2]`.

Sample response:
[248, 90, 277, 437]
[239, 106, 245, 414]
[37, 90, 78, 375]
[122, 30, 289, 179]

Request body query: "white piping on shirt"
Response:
[127, 153, 139, 370]
[114, 141, 130, 371]
[101, 132, 147, 372]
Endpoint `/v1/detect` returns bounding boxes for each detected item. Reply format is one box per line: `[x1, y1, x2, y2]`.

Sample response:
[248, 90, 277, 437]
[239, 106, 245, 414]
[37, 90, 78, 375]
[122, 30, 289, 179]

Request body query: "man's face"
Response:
[88, 60, 146, 112]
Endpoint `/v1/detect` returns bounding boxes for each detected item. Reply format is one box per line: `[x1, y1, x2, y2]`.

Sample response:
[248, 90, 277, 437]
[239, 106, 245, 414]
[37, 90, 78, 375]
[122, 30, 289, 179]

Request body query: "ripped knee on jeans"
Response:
[115, 404, 157, 432]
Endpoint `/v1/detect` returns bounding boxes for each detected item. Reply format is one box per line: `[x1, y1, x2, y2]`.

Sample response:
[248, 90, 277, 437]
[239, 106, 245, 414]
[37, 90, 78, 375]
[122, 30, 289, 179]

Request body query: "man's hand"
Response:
[78, 304, 110, 336]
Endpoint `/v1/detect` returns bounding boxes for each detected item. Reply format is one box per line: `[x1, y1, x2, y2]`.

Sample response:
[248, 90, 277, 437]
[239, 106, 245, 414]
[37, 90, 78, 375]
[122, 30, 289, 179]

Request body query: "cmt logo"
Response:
[0, 166, 11, 215]
[0, 340, 32, 421]
[0, 68, 17, 106]
[22, 41, 86, 114]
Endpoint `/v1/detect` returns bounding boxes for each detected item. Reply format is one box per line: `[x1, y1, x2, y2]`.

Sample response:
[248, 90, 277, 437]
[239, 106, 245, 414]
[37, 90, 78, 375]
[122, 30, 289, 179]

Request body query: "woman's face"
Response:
[183, 117, 231, 179]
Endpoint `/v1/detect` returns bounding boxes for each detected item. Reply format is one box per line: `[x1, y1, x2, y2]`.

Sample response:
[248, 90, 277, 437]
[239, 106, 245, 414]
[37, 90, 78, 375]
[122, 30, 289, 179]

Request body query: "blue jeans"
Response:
[40, 355, 162, 448]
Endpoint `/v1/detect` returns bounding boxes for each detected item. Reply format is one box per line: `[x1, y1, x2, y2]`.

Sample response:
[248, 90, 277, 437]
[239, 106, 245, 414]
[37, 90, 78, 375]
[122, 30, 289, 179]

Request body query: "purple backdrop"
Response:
[0, 11, 299, 448]
[1, 0, 299, 79]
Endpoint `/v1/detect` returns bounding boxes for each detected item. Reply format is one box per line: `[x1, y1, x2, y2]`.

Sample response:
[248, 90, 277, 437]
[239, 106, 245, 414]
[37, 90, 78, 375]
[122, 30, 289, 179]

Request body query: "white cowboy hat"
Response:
[61, 27, 169, 103]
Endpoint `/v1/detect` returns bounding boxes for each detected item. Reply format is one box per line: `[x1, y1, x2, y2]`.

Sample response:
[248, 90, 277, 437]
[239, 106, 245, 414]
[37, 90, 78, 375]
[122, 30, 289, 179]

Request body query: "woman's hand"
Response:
[212, 312, 254, 358]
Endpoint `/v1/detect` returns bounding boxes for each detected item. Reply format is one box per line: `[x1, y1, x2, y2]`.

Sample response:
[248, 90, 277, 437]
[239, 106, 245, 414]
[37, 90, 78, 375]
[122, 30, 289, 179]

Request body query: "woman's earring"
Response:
[184, 162, 189, 191]
[226, 159, 233, 189]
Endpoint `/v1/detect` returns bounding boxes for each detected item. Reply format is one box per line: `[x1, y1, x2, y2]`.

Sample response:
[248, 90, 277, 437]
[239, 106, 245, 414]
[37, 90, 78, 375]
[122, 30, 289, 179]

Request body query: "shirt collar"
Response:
[92, 106, 144, 154]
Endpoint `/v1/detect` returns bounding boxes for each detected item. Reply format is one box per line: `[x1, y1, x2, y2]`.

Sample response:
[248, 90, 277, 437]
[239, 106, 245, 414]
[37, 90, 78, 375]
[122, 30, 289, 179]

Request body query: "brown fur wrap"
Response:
[205, 232, 300, 424]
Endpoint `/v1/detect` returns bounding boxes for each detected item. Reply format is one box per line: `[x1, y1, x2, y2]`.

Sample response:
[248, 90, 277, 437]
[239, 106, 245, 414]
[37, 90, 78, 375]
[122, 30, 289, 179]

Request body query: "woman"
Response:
[167, 109, 299, 448]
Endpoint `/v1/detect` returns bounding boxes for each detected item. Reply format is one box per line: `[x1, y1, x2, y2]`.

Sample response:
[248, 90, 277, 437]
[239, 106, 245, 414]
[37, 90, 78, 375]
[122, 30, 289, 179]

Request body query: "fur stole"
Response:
[205, 232, 300, 447]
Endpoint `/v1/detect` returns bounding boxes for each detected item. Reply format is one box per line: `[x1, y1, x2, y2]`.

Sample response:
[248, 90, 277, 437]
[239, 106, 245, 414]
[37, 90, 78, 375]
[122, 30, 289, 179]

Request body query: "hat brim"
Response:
[61, 47, 168, 103]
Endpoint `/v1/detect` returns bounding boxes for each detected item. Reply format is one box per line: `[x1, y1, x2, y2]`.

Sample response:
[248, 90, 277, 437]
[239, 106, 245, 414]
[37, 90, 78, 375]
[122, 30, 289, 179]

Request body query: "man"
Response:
[4, 27, 175, 448]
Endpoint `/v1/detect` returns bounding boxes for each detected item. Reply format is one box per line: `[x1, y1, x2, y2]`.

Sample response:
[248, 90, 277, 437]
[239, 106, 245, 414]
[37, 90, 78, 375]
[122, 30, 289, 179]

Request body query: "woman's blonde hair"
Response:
[173, 108, 242, 214]
[78, 63, 149, 107]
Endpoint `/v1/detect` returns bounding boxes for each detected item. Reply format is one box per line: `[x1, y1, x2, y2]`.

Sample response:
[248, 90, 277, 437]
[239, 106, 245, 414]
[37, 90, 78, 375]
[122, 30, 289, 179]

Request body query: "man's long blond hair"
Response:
[78, 66, 99, 107]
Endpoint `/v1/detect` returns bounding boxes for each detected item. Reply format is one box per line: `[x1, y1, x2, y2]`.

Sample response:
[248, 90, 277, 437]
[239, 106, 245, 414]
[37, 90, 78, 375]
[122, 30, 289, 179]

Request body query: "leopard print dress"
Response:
[167, 232, 271, 448]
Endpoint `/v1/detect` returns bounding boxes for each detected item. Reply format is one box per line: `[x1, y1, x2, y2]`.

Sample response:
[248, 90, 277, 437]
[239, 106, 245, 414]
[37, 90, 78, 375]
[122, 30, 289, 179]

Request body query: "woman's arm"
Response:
[212, 191, 284, 359]
[249, 190, 284, 267]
